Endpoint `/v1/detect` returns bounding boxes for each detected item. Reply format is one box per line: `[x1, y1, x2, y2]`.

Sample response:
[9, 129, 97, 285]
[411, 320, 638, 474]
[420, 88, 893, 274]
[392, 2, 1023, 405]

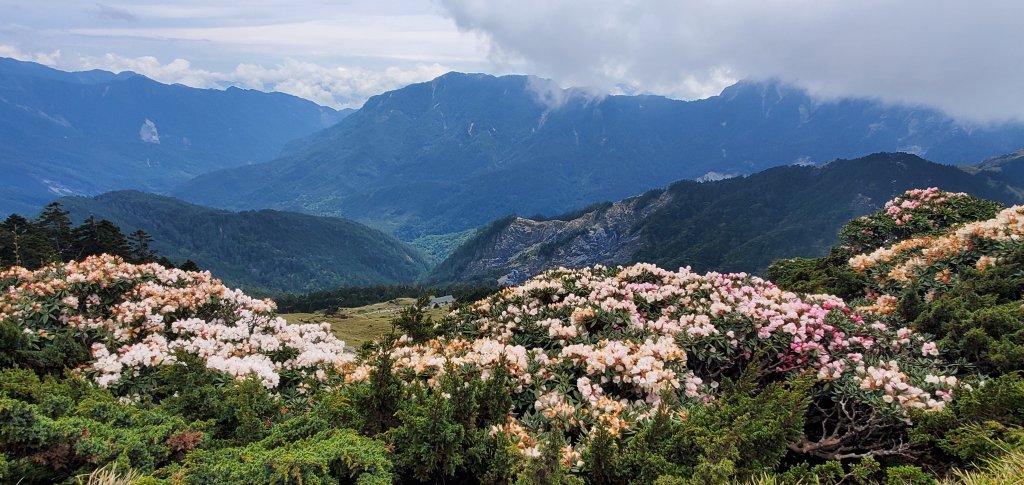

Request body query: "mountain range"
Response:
[35, 151, 1024, 293]
[7, 62, 1024, 293]
[57, 191, 429, 293]
[973, 148, 1024, 192]
[428, 152, 1022, 285]
[0, 57, 348, 215]
[175, 72, 1024, 241]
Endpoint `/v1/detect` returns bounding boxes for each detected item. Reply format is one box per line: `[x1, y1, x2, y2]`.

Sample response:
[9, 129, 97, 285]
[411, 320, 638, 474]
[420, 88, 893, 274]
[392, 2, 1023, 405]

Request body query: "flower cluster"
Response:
[849, 205, 1024, 292]
[357, 262, 954, 456]
[855, 360, 951, 411]
[838, 188, 1003, 254]
[855, 294, 900, 316]
[0, 255, 354, 391]
[883, 187, 970, 225]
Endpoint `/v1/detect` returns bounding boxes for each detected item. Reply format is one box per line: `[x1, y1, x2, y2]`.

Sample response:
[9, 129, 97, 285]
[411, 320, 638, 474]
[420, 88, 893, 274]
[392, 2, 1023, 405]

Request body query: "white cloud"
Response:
[437, 0, 1024, 122]
[0, 1, 485, 107]
[76, 54, 221, 88]
[5, 0, 1020, 121]
[228, 59, 451, 108]
[0, 44, 61, 66]
[5, 48, 452, 108]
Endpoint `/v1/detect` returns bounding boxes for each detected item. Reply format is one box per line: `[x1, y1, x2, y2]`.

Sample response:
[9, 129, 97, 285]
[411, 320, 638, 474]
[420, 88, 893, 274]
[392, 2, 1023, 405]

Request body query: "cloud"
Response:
[437, 0, 1024, 122]
[228, 59, 451, 108]
[68, 19, 482, 64]
[0, 44, 61, 66]
[525, 76, 608, 110]
[7, 48, 451, 108]
[76, 54, 221, 87]
[85, 3, 139, 22]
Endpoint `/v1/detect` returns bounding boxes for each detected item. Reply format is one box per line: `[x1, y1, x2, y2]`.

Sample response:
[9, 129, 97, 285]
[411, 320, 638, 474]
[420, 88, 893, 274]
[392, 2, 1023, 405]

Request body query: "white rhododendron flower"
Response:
[0, 255, 354, 390]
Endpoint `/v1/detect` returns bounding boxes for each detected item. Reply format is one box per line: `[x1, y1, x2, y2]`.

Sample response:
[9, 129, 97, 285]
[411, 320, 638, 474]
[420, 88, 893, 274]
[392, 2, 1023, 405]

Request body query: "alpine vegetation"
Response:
[1, 190, 1023, 483]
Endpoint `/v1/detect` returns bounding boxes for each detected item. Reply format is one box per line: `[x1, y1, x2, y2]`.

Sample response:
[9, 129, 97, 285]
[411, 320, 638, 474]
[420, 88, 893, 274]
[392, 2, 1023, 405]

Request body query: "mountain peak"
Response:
[718, 78, 808, 101]
[0, 58, 350, 215]
[176, 72, 1024, 239]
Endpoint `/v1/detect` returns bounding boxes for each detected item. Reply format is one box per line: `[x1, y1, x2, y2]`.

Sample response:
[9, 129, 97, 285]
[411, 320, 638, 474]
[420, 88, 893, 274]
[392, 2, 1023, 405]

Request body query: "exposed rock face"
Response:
[432, 152, 1024, 286]
[458, 191, 672, 285]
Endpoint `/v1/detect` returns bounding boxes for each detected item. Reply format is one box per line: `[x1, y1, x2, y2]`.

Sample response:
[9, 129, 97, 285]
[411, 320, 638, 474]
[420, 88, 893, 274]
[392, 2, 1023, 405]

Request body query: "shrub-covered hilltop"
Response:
[2, 188, 1023, 484]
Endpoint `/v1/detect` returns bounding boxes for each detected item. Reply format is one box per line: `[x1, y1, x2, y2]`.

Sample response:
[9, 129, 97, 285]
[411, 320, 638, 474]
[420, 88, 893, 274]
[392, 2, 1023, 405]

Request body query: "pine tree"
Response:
[128, 229, 157, 263]
[391, 294, 435, 342]
[72, 216, 130, 260]
[36, 202, 72, 262]
[1, 214, 50, 268]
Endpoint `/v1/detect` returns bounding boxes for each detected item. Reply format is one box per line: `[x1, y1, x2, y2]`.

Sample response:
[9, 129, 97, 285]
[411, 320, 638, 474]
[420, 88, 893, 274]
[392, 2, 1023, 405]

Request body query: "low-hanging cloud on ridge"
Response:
[436, 0, 1024, 122]
[2, 46, 451, 109]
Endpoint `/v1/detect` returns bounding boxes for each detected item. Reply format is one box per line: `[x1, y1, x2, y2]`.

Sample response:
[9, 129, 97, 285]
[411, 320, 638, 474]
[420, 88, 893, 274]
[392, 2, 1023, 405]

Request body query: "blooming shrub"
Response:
[839, 188, 1003, 255]
[350, 262, 957, 463]
[884, 188, 972, 223]
[849, 205, 1024, 294]
[0, 255, 354, 393]
[765, 189, 999, 301]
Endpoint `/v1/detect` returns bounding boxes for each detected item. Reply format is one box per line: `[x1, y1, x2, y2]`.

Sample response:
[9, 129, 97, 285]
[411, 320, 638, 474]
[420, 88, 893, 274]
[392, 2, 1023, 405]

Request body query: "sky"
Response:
[1, 0, 1021, 121]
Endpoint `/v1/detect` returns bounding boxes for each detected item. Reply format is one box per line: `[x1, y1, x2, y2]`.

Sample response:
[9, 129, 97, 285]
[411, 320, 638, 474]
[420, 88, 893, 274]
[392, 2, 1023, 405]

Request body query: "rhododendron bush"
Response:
[850, 204, 1024, 294]
[351, 262, 957, 462]
[846, 198, 1024, 378]
[4, 188, 1023, 483]
[0, 254, 354, 393]
[839, 188, 1003, 254]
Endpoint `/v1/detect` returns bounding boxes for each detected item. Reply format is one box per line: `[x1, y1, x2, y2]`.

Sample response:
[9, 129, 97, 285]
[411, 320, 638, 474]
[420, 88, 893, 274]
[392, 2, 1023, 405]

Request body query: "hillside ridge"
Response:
[56, 190, 430, 293]
[430, 152, 1022, 285]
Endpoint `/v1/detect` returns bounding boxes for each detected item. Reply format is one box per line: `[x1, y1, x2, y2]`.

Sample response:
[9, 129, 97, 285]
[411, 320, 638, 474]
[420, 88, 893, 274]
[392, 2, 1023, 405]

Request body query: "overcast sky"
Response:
[1, 0, 1021, 121]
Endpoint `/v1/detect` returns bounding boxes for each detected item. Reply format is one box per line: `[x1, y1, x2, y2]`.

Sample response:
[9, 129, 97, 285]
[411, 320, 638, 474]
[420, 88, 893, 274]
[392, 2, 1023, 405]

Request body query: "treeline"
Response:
[274, 282, 500, 313]
[0, 202, 196, 271]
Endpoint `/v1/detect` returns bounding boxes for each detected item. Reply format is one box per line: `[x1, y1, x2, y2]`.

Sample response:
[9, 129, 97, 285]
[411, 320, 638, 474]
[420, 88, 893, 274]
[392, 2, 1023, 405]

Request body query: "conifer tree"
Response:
[36, 202, 72, 262]
[72, 216, 130, 260]
[128, 229, 157, 263]
[1, 214, 49, 268]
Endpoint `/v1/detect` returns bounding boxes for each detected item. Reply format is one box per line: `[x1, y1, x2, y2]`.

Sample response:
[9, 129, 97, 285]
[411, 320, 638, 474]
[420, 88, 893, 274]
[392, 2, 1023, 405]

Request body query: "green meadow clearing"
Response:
[281, 298, 451, 348]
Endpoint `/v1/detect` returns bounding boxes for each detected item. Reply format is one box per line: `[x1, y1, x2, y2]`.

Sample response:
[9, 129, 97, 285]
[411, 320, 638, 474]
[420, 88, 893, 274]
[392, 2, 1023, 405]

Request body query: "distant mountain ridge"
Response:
[175, 72, 1024, 239]
[428, 152, 1023, 285]
[0, 57, 349, 215]
[973, 149, 1024, 194]
[56, 191, 429, 293]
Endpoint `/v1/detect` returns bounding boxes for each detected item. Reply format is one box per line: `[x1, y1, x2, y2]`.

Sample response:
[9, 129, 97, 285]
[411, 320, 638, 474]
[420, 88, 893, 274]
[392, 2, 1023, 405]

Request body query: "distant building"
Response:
[429, 295, 455, 308]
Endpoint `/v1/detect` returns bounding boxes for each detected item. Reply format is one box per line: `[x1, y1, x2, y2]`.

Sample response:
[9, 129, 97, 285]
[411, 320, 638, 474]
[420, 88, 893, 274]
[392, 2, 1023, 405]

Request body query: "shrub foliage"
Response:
[2, 188, 1023, 483]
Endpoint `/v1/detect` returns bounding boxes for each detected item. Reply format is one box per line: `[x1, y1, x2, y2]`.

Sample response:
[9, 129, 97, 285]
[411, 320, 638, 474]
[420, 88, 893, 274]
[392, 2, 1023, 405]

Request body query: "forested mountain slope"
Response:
[176, 72, 1024, 239]
[57, 191, 429, 292]
[430, 152, 1020, 284]
[0, 57, 347, 214]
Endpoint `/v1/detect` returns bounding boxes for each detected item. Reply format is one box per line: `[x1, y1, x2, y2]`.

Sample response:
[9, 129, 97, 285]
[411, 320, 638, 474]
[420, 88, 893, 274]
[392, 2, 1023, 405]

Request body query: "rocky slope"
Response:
[430, 152, 1022, 285]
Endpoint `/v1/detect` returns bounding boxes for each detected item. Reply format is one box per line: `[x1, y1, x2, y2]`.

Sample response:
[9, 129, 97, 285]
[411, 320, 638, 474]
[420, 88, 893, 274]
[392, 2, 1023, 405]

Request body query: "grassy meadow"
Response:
[281, 298, 451, 348]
